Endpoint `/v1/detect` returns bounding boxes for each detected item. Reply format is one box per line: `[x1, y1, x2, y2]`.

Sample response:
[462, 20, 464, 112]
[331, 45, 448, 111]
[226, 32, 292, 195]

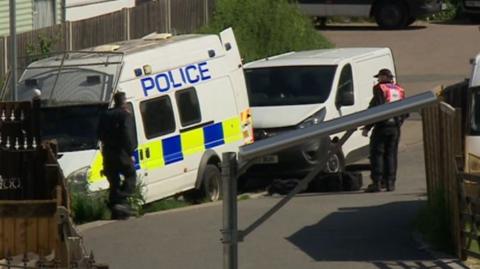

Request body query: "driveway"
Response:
[321, 22, 480, 95]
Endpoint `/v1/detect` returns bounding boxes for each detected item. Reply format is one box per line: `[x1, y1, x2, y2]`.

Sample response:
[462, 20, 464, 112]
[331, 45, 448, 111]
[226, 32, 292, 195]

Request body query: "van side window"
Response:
[336, 64, 354, 106]
[175, 87, 201, 127]
[140, 96, 176, 139]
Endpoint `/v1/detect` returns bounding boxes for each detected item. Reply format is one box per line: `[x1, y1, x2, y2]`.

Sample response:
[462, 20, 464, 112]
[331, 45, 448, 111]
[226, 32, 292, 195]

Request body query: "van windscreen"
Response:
[40, 104, 108, 152]
[245, 65, 337, 106]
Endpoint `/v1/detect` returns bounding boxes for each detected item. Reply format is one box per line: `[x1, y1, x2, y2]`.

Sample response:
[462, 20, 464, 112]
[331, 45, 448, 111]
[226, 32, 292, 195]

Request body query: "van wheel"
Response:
[201, 164, 222, 202]
[323, 143, 345, 174]
[406, 17, 416, 26]
[374, 1, 408, 29]
[468, 14, 480, 23]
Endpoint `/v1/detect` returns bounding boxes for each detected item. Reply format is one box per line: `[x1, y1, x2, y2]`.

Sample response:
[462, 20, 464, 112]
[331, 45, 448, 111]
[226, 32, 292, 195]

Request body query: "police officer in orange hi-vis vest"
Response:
[361, 68, 407, 193]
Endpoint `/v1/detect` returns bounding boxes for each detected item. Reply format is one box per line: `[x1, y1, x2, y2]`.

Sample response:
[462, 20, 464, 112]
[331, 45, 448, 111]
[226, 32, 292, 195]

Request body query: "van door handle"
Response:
[146, 148, 151, 159]
[139, 149, 144, 160]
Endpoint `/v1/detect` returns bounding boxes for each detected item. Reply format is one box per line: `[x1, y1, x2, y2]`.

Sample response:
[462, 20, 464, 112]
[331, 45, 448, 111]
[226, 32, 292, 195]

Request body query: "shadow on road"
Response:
[372, 260, 468, 268]
[431, 19, 479, 26]
[317, 25, 427, 31]
[287, 201, 449, 262]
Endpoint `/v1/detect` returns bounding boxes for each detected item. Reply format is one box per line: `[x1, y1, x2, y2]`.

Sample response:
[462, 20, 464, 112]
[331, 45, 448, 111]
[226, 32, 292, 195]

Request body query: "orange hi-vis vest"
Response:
[379, 83, 405, 103]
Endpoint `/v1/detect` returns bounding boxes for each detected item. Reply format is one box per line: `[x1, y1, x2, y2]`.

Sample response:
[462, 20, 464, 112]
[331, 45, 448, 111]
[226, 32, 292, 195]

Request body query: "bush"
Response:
[200, 0, 333, 62]
[426, 0, 461, 21]
[71, 191, 110, 224]
[70, 181, 146, 224]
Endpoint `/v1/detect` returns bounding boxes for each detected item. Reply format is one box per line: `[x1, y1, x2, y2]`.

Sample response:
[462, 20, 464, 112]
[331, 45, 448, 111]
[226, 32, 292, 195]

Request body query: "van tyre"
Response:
[200, 164, 222, 202]
[323, 143, 345, 174]
[374, 1, 408, 29]
[468, 14, 480, 23]
[406, 17, 416, 26]
[342, 172, 363, 191]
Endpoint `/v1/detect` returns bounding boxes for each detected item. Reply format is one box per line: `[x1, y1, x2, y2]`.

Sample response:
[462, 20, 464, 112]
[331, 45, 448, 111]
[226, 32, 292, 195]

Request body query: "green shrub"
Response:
[141, 198, 189, 214]
[425, 0, 461, 21]
[26, 34, 57, 64]
[71, 191, 110, 224]
[200, 0, 333, 62]
[70, 181, 146, 223]
[415, 188, 453, 253]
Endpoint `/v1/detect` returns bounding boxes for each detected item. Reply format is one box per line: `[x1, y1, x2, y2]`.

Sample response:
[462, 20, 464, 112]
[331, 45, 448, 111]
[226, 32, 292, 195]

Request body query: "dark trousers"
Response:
[369, 126, 400, 184]
[102, 150, 137, 206]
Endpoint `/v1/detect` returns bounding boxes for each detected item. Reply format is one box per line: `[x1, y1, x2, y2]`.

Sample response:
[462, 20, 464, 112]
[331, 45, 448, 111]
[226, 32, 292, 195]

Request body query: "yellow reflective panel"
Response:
[142, 140, 165, 169]
[181, 128, 205, 155]
[223, 117, 242, 144]
[88, 152, 106, 184]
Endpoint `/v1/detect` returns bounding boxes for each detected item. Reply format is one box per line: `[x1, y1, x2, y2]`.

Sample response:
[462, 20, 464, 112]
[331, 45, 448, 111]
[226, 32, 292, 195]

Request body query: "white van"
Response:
[3, 28, 253, 203]
[465, 53, 480, 174]
[243, 48, 396, 181]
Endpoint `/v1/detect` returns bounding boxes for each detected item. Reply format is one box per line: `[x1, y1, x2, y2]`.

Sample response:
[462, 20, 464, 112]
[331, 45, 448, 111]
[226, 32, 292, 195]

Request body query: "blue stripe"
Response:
[133, 150, 141, 170]
[203, 123, 224, 149]
[162, 136, 184, 164]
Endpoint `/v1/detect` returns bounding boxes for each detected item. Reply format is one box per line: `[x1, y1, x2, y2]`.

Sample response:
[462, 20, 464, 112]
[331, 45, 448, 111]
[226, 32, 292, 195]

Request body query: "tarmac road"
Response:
[82, 121, 465, 269]
[321, 21, 480, 95]
[81, 22, 478, 268]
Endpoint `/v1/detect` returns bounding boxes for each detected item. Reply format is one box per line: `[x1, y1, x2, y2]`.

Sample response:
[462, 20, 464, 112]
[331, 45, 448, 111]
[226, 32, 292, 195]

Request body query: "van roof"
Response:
[28, 34, 218, 67]
[88, 34, 206, 55]
[244, 48, 392, 68]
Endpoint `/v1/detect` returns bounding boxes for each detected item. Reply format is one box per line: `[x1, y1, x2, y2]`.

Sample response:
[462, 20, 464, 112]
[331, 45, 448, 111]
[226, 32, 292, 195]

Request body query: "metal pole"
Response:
[222, 152, 238, 269]
[9, 0, 17, 101]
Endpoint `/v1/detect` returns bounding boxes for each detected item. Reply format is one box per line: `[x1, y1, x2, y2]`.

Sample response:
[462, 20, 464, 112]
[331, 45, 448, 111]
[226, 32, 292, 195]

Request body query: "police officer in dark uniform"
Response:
[97, 91, 137, 219]
[362, 69, 407, 192]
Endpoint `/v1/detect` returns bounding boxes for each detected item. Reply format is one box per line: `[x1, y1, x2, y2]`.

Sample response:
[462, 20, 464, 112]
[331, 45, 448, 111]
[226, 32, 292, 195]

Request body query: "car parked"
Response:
[244, 48, 398, 189]
[296, 0, 444, 29]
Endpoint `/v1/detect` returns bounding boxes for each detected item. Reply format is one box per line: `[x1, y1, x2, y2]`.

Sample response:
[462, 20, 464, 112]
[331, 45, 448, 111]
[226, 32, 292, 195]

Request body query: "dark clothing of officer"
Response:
[364, 69, 407, 192]
[97, 92, 137, 213]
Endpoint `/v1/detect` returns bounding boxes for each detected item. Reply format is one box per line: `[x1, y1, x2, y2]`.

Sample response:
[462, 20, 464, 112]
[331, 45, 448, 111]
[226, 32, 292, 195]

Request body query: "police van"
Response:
[2, 28, 253, 203]
[244, 48, 397, 188]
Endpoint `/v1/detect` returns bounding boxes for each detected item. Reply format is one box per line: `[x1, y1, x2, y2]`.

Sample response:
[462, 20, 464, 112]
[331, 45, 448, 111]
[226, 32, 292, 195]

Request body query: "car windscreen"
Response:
[40, 104, 108, 152]
[244, 65, 337, 106]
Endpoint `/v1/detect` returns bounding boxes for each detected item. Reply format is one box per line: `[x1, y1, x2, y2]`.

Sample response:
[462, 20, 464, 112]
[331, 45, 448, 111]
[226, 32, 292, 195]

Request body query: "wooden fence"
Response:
[0, 0, 214, 79]
[422, 82, 480, 260]
[422, 101, 464, 257]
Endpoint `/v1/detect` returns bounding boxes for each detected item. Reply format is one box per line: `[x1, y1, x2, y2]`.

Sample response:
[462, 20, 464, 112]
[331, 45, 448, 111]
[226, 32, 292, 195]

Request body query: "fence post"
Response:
[452, 110, 463, 258]
[63, 21, 73, 51]
[221, 152, 238, 269]
[166, 0, 172, 33]
[2, 37, 7, 77]
[123, 8, 131, 40]
[204, 0, 209, 26]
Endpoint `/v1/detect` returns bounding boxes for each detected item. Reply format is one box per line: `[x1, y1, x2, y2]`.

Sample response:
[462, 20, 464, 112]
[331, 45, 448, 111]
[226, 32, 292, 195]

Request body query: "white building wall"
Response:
[65, 0, 135, 21]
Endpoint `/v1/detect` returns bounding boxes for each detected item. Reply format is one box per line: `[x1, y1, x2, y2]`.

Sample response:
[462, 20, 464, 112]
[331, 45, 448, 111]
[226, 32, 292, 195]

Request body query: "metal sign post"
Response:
[9, 0, 17, 101]
[221, 91, 438, 269]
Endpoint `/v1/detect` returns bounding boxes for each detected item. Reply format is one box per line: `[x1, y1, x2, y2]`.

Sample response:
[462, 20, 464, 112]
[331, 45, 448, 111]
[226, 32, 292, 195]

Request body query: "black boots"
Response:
[386, 180, 395, 192]
[365, 180, 396, 192]
[365, 182, 381, 192]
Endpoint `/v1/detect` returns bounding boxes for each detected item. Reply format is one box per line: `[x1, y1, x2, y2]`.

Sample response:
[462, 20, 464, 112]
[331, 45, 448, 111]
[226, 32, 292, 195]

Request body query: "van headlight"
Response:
[468, 153, 480, 174]
[66, 166, 91, 193]
[298, 108, 326, 129]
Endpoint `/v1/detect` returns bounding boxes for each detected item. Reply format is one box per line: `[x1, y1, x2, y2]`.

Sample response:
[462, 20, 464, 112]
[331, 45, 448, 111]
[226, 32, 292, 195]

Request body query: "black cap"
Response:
[373, 68, 394, 78]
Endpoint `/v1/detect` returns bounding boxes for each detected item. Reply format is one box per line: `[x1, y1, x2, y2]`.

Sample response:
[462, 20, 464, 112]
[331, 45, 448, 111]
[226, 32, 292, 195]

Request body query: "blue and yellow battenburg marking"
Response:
[87, 116, 244, 184]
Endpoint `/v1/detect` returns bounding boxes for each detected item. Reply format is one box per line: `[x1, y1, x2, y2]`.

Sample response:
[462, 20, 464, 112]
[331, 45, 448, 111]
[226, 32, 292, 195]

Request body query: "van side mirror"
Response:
[337, 90, 354, 107]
